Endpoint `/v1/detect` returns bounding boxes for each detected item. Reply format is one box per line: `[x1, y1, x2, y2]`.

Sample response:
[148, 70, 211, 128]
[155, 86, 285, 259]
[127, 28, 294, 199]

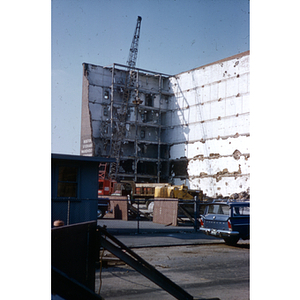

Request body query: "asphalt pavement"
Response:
[97, 243, 250, 300]
[95, 218, 249, 300]
[97, 218, 236, 248]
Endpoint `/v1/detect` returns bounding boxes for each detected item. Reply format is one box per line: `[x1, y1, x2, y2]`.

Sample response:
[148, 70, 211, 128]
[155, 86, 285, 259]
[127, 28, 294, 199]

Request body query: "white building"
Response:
[80, 51, 250, 197]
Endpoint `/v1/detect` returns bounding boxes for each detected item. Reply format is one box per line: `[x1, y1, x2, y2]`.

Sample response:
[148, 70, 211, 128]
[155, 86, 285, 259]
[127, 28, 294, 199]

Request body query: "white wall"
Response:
[167, 52, 250, 197]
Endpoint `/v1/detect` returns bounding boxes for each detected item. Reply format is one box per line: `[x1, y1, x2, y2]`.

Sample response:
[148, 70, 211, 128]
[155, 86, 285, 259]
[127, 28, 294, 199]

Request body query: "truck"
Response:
[98, 163, 117, 196]
[97, 163, 117, 219]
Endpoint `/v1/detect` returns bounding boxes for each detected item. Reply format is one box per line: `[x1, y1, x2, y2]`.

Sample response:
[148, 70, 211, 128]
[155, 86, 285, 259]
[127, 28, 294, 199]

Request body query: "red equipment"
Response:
[98, 163, 117, 196]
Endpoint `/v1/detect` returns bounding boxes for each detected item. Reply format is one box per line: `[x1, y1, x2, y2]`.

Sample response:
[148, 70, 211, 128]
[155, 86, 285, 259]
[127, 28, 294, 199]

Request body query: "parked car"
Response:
[199, 201, 250, 245]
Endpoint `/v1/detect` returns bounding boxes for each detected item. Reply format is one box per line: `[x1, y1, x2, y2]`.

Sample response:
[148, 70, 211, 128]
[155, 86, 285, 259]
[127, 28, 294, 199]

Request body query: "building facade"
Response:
[80, 51, 250, 197]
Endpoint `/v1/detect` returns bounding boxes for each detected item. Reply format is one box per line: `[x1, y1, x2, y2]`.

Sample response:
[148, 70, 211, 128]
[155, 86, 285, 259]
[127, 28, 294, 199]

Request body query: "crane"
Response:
[109, 16, 142, 181]
[127, 16, 142, 68]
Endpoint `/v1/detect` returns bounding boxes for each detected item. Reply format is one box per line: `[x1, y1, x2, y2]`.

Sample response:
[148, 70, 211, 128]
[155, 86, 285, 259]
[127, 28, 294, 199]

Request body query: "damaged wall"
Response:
[80, 63, 171, 182]
[166, 51, 250, 197]
[80, 67, 94, 156]
[80, 51, 250, 197]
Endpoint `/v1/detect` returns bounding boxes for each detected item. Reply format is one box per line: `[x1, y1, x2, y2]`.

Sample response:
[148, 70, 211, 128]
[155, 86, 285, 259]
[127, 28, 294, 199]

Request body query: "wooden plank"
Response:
[153, 198, 178, 226]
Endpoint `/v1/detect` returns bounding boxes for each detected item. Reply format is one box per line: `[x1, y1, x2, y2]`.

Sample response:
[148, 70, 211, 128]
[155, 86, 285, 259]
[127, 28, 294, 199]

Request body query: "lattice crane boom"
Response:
[109, 16, 142, 181]
[126, 16, 142, 68]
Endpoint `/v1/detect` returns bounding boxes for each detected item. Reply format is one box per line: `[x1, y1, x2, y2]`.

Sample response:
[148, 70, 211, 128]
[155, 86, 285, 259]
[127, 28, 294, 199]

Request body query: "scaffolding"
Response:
[104, 63, 172, 183]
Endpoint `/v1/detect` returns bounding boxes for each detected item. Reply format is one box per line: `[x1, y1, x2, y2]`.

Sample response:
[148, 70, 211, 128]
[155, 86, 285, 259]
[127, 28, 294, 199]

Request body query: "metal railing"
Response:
[52, 198, 101, 226]
[100, 196, 203, 234]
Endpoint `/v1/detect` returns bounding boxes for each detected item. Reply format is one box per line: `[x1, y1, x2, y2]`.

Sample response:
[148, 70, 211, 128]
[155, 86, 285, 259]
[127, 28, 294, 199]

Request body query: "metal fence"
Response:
[52, 196, 205, 231]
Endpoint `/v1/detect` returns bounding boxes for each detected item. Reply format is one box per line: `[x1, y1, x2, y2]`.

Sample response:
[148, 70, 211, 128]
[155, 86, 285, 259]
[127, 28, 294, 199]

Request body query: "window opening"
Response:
[146, 111, 153, 122]
[99, 182, 104, 190]
[145, 94, 153, 107]
[233, 206, 250, 216]
[104, 90, 110, 100]
[103, 106, 108, 116]
[57, 166, 78, 197]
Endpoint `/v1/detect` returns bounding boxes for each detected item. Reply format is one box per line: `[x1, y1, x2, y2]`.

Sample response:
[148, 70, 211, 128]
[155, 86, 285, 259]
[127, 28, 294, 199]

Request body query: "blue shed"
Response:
[51, 153, 115, 226]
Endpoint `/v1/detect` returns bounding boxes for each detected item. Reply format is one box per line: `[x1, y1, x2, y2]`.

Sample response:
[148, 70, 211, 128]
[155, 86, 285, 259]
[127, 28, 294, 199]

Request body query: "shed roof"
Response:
[51, 153, 116, 163]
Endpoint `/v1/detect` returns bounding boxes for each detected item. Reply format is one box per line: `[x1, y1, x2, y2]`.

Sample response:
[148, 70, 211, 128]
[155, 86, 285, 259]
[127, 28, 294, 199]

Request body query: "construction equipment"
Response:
[120, 181, 201, 201]
[109, 16, 142, 180]
[126, 16, 142, 68]
[118, 181, 203, 224]
[98, 163, 117, 196]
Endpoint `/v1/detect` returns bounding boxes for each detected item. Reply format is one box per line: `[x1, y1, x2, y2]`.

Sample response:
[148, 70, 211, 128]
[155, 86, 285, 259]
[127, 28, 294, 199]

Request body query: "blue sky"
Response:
[52, 0, 249, 154]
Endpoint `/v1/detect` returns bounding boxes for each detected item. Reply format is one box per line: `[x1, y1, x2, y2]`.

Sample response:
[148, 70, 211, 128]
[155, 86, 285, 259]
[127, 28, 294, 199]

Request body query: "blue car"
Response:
[199, 201, 250, 245]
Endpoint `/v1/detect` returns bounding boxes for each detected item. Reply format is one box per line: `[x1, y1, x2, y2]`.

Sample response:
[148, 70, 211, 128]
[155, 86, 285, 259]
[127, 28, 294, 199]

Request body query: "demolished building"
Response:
[80, 50, 250, 198]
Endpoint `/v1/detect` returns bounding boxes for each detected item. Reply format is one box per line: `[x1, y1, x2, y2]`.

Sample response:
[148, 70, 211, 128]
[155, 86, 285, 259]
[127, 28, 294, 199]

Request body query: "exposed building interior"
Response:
[80, 50, 249, 198]
[81, 63, 173, 183]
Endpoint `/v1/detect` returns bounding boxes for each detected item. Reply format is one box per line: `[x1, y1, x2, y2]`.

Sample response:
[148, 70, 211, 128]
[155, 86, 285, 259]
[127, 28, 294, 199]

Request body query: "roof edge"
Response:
[173, 50, 250, 76]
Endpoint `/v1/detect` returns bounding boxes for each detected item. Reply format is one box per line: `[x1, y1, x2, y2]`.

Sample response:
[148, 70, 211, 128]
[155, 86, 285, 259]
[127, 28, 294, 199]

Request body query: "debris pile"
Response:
[229, 191, 250, 201]
[203, 189, 250, 202]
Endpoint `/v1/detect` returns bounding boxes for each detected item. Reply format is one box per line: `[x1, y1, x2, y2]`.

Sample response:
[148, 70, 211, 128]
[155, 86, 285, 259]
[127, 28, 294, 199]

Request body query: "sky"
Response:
[51, 0, 250, 155]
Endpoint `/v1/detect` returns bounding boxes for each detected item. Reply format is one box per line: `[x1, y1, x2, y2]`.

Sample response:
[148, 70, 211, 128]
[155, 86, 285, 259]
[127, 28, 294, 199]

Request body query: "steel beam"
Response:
[98, 227, 193, 300]
[98, 226, 220, 300]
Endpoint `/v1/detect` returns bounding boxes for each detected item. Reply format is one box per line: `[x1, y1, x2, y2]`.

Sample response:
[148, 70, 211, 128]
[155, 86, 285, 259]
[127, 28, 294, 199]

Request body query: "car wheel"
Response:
[97, 209, 105, 219]
[223, 236, 239, 245]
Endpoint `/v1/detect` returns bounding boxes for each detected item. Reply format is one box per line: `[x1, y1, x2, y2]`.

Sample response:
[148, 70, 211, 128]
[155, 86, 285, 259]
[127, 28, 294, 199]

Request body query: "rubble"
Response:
[203, 190, 250, 202]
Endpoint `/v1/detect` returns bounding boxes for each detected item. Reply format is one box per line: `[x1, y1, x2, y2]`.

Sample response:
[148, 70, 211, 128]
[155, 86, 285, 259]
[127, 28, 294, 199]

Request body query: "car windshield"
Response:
[207, 204, 230, 215]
